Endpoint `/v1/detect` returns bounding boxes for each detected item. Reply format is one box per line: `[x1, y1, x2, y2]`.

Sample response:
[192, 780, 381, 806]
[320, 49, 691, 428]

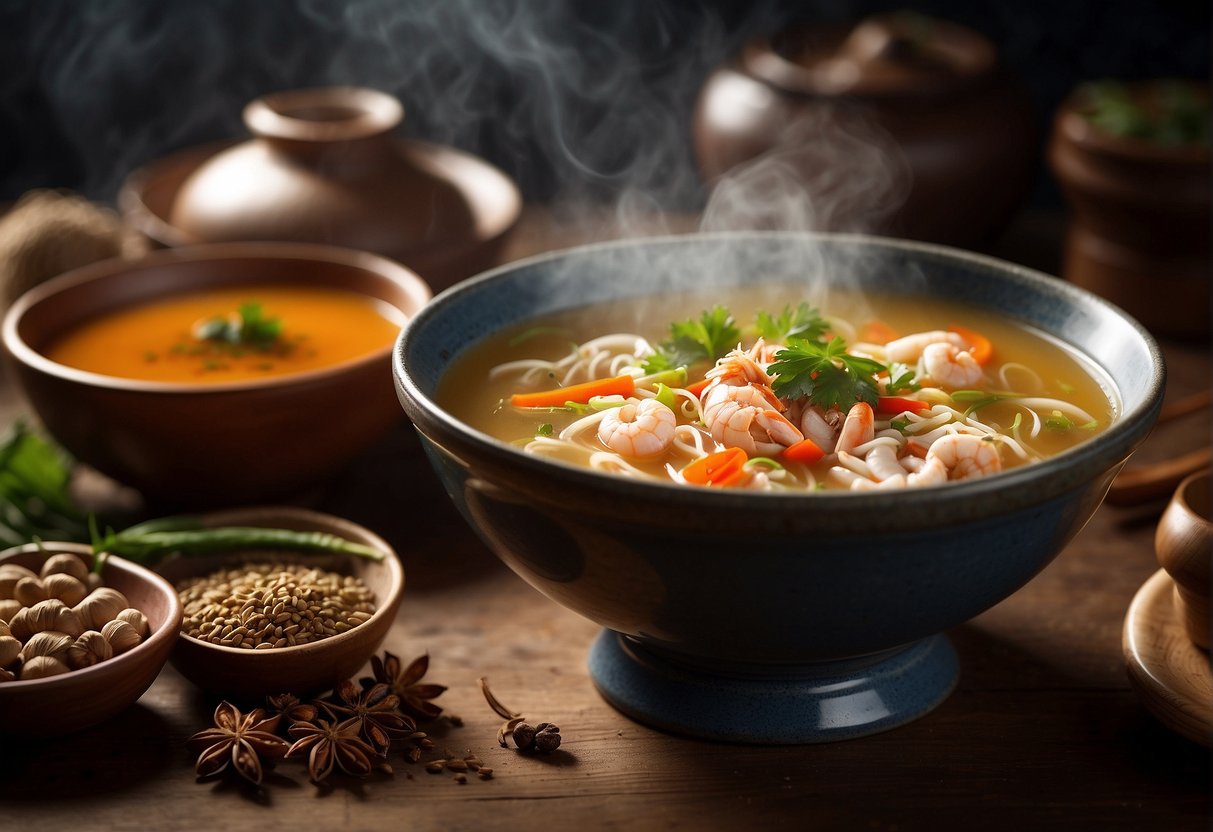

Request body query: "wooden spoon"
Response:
[1106, 390, 1212, 506]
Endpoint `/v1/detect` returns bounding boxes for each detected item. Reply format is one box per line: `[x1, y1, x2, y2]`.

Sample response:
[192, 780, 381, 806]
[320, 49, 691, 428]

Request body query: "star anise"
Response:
[363, 651, 447, 721]
[265, 692, 318, 732]
[188, 701, 290, 785]
[286, 717, 377, 783]
[319, 678, 415, 754]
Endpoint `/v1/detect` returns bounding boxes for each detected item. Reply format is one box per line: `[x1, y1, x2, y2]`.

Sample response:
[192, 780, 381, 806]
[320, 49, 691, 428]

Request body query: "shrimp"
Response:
[884, 330, 969, 363]
[597, 399, 676, 458]
[922, 341, 983, 388]
[834, 402, 874, 455]
[799, 405, 841, 453]
[925, 433, 1002, 480]
[703, 342, 776, 393]
[906, 456, 948, 487]
[702, 383, 803, 456]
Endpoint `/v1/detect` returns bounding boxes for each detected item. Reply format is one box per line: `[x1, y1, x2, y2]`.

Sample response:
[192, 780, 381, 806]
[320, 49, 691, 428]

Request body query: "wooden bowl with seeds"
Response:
[153, 506, 404, 700]
[0, 543, 182, 737]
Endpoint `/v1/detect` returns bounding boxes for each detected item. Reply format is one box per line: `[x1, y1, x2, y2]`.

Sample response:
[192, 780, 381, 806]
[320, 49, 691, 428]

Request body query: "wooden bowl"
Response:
[0, 543, 182, 737]
[152, 506, 404, 700]
[1, 242, 431, 507]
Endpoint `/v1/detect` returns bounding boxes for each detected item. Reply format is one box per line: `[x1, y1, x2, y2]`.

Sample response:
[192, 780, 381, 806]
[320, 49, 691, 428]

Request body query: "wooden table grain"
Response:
[0, 208, 1209, 832]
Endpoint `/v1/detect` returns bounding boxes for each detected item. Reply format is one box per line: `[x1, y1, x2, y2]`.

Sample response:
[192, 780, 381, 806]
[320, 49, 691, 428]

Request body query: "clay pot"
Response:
[121, 86, 521, 293]
[1155, 470, 1212, 650]
[693, 13, 1036, 247]
[1048, 81, 1210, 340]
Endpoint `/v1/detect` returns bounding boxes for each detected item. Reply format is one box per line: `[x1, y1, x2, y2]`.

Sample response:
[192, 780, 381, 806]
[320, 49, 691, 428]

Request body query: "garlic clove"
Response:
[101, 618, 142, 654]
[0, 617, 11, 637]
[40, 553, 90, 583]
[66, 630, 112, 669]
[0, 563, 38, 600]
[20, 655, 69, 679]
[0, 599, 20, 625]
[51, 606, 84, 639]
[115, 608, 150, 638]
[0, 634, 20, 666]
[41, 573, 87, 607]
[19, 598, 67, 640]
[20, 630, 73, 662]
[75, 587, 129, 630]
[13, 576, 46, 607]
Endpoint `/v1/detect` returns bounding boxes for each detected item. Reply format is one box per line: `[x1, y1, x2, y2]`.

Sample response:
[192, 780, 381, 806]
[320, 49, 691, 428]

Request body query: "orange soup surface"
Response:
[47, 285, 403, 384]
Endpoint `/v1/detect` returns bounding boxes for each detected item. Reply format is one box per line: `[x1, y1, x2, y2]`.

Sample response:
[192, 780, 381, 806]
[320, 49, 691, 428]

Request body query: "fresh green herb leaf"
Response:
[755, 303, 829, 343]
[1080, 419, 1099, 430]
[768, 338, 884, 409]
[890, 415, 911, 433]
[193, 302, 283, 348]
[536, 423, 554, 437]
[1045, 410, 1074, 431]
[643, 306, 740, 374]
[885, 362, 919, 394]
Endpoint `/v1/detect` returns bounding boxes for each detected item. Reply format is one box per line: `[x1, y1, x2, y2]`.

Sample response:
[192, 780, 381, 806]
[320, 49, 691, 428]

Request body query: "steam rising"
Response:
[8, 0, 917, 301]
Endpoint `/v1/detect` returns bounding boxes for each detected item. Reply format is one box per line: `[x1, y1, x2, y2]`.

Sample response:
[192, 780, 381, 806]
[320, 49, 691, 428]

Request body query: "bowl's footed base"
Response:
[588, 631, 958, 744]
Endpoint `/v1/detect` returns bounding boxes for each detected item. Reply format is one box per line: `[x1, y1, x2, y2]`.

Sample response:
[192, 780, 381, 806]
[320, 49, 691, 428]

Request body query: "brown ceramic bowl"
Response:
[0, 543, 182, 737]
[1, 242, 431, 507]
[152, 506, 404, 699]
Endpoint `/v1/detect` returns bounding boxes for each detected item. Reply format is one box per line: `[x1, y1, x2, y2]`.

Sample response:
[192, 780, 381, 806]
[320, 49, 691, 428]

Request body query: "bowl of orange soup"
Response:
[3, 243, 430, 506]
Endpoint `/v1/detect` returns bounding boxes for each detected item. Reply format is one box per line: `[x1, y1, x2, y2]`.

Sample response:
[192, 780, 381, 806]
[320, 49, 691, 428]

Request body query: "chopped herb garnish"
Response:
[642, 306, 740, 374]
[885, 362, 919, 395]
[1045, 410, 1074, 431]
[768, 338, 884, 409]
[143, 351, 158, 362]
[536, 423, 554, 437]
[755, 303, 829, 343]
[890, 415, 911, 433]
[193, 302, 283, 349]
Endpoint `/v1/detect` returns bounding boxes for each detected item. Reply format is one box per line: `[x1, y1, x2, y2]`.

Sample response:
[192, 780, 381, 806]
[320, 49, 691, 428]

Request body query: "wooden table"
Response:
[1, 208, 1209, 831]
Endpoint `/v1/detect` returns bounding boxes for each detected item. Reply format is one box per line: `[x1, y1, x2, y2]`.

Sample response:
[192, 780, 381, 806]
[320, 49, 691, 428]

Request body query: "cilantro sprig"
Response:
[755, 303, 829, 343]
[767, 338, 885, 409]
[642, 306, 740, 374]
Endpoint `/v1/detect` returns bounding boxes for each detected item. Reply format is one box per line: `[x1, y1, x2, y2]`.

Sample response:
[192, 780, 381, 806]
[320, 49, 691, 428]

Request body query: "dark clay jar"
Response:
[693, 14, 1037, 248]
[1048, 81, 1210, 339]
[122, 87, 521, 293]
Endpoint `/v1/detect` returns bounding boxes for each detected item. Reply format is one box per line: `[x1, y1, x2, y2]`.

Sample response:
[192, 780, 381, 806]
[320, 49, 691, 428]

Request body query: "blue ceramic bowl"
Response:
[393, 233, 1164, 743]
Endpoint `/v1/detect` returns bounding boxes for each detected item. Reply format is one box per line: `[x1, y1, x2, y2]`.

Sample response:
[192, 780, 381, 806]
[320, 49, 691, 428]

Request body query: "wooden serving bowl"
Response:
[1155, 470, 1212, 649]
[1, 242, 431, 508]
[152, 506, 404, 700]
[0, 543, 182, 737]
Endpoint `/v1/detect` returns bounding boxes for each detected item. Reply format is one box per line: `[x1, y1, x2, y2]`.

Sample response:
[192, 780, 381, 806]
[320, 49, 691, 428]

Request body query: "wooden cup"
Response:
[1155, 470, 1212, 649]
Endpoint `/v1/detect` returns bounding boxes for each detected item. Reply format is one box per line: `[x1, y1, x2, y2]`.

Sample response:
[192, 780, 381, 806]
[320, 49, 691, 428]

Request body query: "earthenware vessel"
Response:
[0, 543, 181, 737]
[2, 242, 431, 507]
[153, 506, 404, 699]
[693, 13, 1036, 247]
[393, 232, 1164, 743]
[1048, 80, 1210, 339]
[1155, 470, 1211, 649]
[120, 86, 521, 293]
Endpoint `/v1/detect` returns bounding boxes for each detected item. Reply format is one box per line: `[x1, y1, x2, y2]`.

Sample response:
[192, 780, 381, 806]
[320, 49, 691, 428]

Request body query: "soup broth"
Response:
[439, 287, 1116, 493]
[47, 284, 403, 384]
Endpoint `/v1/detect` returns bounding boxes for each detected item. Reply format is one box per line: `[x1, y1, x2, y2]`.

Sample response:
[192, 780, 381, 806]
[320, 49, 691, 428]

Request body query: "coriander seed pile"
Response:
[177, 562, 376, 650]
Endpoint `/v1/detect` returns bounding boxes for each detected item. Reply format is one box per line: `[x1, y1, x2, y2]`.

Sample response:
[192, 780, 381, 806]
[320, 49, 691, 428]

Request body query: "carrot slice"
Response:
[782, 437, 825, 464]
[948, 325, 992, 365]
[877, 396, 930, 414]
[860, 319, 898, 344]
[682, 447, 747, 487]
[510, 374, 635, 408]
[685, 378, 712, 399]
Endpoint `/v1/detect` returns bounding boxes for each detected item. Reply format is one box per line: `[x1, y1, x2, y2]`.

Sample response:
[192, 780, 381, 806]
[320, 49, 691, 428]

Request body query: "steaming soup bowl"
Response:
[393, 232, 1164, 744]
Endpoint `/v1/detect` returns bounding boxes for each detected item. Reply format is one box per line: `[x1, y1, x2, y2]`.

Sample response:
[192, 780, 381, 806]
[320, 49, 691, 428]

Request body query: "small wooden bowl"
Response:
[1155, 470, 1212, 649]
[153, 506, 404, 700]
[0, 543, 182, 737]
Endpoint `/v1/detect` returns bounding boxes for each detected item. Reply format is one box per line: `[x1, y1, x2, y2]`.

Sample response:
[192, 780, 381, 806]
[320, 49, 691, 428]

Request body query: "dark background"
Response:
[0, 0, 1208, 210]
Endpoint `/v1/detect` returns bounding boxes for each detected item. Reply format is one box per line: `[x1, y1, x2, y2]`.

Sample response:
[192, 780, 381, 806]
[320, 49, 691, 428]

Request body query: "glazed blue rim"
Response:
[394, 231, 1165, 517]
